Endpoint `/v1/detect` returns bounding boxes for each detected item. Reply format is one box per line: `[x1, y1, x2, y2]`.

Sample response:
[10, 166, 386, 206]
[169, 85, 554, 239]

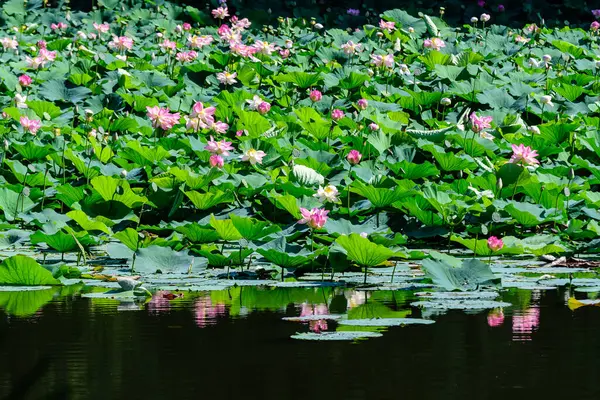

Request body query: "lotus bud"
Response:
[121, 169, 128, 178]
[394, 38, 401, 51]
[528, 125, 540, 135]
[480, 13, 490, 22]
[471, 17, 479, 23]
[376, 31, 384, 38]
[23, 187, 30, 197]
[408, 27, 414, 33]
[3, 139, 8, 150]
[497, 178, 503, 191]
[542, 54, 552, 63]
[314, 23, 323, 29]
[113, 132, 119, 141]
[568, 168, 575, 180]
[367, 68, 374, 76]
[441, 97, 451, 106]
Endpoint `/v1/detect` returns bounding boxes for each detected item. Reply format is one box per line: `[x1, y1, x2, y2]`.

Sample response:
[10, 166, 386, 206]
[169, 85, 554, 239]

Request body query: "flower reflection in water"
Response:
[487, 308, 505, 327]
[345, 290, 370, 309]
[300, 303, 329, 332]
[512, 307, 540, 341]
[194, 296, 227, 328]
[147, 291, 173, 315]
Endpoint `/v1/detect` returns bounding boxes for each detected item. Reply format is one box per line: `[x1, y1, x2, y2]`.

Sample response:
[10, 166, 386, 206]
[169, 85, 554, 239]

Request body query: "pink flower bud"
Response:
[347, 149, 362, 165]
[209, 154, 224, 168]
[309, 90, 322, 102]
[18, 75, 32, 87]
[331, 109, 344, 121]
[357, 98, 368, 110]
[257, 102, 271, 115]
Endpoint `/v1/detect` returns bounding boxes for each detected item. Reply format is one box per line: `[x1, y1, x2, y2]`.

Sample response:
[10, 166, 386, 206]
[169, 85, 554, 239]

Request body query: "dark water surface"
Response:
[0, 287, 599, 400]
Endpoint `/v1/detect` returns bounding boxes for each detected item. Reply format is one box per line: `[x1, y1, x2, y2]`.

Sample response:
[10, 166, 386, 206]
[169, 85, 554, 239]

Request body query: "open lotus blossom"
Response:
[309, 90, 322, 102]
[357, 98, 368, 110]
[246, 95, 265, 111]
[190, 101, 216, 122]
[341, 40, 362, 55]
[216, 71, 237, 85]
[205, 136, 233, 156]
[347, 149, 362, 165]
[109, 35, 134, 51]
[370, 53, 394, 68]
[487, 309, 505, 327]
[1, 37, 18, 50]
[210, 120, 229, 134]
[18, 75, 32, 87]
[15, 93, 27, 108]
[279, 49, 290, 58]
[217, 24, 232, 37]
[298, 207, 329, 229]
[209, 154, 224, 168]
[159, 39, 177, 52]
[314, 185, 340, 203]
[241, 148, 266, 165]
[146, 106, 180, 130]
[331, 109, 344, 121]
[514, 35, 530, 44]
[51, 22, 68, 30]
[38, 48, 57, 63]
[253, 40, 276, 55]
[231, 16, 251, 29]
[188, 35, 213, 48]
[175, 50, 197, 62]
[487, 236, 504, 252]
[93, 22, 110, 33]
[211, 7, 229, 19]
[423, 37, 445, 50]
[470, 112, 493, 133]
[26, 56, 44, 69]
[379, 19, 395, 32]
[480, 13, 490, 22]
[509, 144, 539, 166]
[20, 116, 41, 135]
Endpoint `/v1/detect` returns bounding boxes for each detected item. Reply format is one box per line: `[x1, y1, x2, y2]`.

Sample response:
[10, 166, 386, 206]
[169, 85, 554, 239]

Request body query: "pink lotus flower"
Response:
[341, 40, 362, 55]
[241, 148, 266, 165]
[253, 40, 276, 55]
[347, 149, 362, 165]
[159, 39, 177, 52]
[593, 9, 600, 18]
[331, 109, 344, 121]
[216, 71, 237, 85]
[0, 37, 18, 50]
[146, 106, 180, 130]
[209, 154, 224, 168]
[369, 123, 379, 131]
[279, 49, 290, 58]
[487, 309, 505, 327]
[38, 48, 57, 64]
[231, 16, 251, 30]
[183, 22, 192, 31]
[26, 56, 44, 70]
[175, 50, 197, 62]
[257, 101, 271, 115]
[20, 116, 41, 135]
[357, 99, 368, 110]
[109, 35, 134, 51]
[50, 22, 67, 30]
[298, 208, 329, 230]
[217, 24, 231, 37]
[205, 136, 233, 156]
[487, 236, 504, 252]
[188, 35, 213, 48]
[309, 90, 322, 102]
[424, 37, 446, 50]
[370, 53, 394, 68]
[93, 22, 110, 33]
[469, 112, 493, 133]
[300, 303, 330, 332]
[211, 7, 229, 19]
[591, 21, 600, 31]
[379, 19, 396, 32]
[194, 296, 227, 328]
[211, 121, 229, 134]
[18, 75, 32, 87]
[509, 144, 539, 166]
[191, 101, 216, 121]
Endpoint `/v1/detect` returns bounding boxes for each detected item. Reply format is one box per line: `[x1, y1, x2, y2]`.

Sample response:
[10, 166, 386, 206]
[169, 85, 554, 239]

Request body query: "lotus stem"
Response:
[390, 261, 397, 284]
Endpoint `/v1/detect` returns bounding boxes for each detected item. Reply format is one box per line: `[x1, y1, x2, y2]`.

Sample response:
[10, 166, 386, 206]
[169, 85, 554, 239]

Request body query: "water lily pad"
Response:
[282, 314, 343, 321]
[290, 331, 383, 341]
[411, 300, 512, 310]
[574, 287, 600, 293]
[338, 318, 435, 326]
[0, 285, 53, 291]
[415, 291, 500, 300]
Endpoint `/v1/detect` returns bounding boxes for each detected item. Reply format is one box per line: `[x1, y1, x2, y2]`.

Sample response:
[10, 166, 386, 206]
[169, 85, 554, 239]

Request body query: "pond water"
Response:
[1, 286, 600, 399]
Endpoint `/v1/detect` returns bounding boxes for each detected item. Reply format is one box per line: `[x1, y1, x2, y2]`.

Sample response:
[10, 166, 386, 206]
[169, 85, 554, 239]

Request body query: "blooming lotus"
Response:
[216, 71, 237, 85]
[314, 185, 340, 203]
[331, 109, 344, 121]
[341, 40, 362, 55]
[209, 154, 224, 168]
[379, 19, 395, 32]
[109, 36, 134, 51]
[0, 37, 18, 50]
[26, 56, 44, 70]
[50, 22, 68, 30]
[231, 16, 251, 29]
[470, 112, 493, 133]
[210, 121, 229, 134]
[146, 106, 180, 130]
[15, 93, 27, 109]
[20, 116, 41, 135]
[487, 236, 504, 252]
[540, 95, 553, 107]
[93, 22, 110, 33]
[424, 37, 445, 50]
[347, 149, 362, 165]
[298, 208, 329, 229]
[370, 53, 394, 68]
[246, 95, 265, 111]
[509, 144, 539, 166]
[205, 136, 233, 156]
[211, 7, 229, 19]
[175, 51, 197, 62]
[253, 40, 276, 55]
[241, 148, 266, 165]
[188, 35, 213, 48]
[159, 39, 177, 52]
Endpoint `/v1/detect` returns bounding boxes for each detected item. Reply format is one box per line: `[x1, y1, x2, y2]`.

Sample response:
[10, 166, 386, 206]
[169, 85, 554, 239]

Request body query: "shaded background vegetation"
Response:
[60, 0, 598, 28]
